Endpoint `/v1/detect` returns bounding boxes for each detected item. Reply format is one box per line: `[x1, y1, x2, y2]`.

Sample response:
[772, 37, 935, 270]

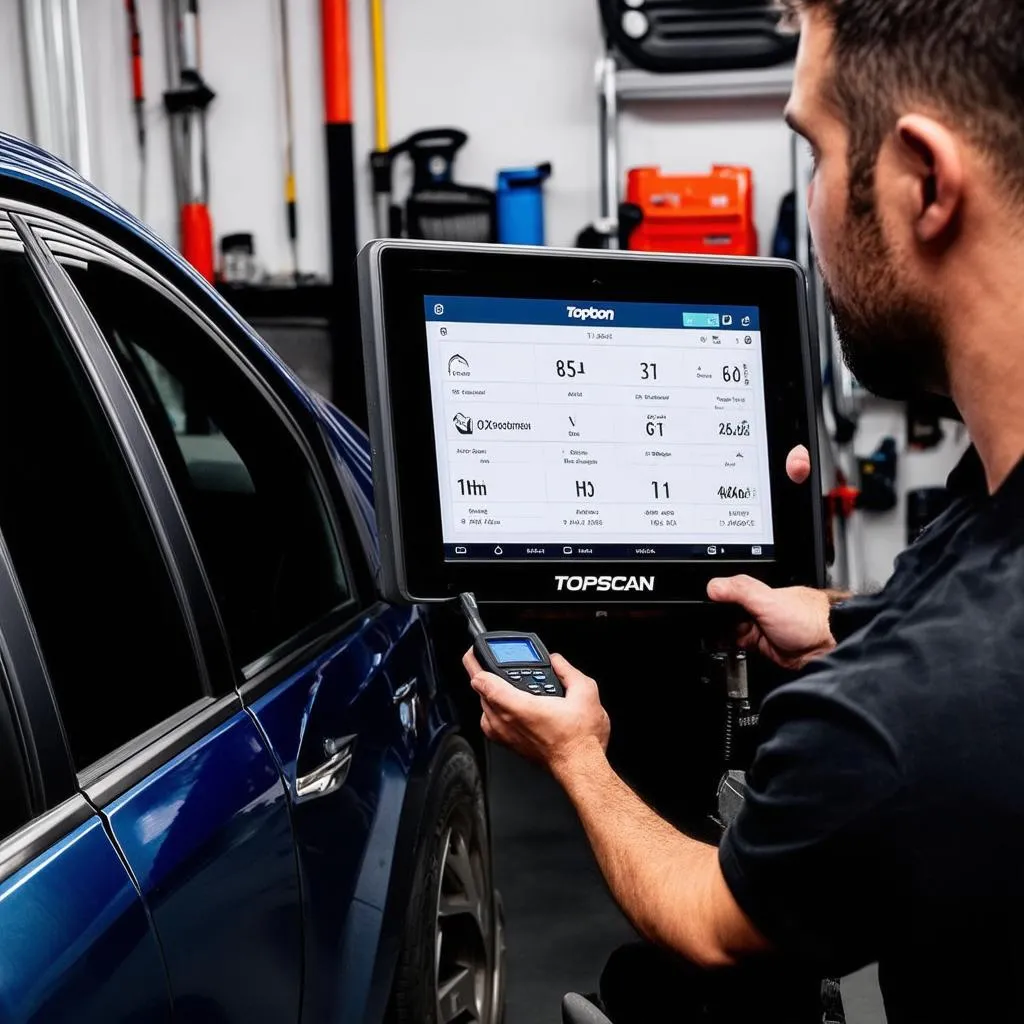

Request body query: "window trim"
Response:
[0, 794, 93, 888]
[7, 202, 363, 689]
[0, 535, 73, 816]
[0, 235, 242, 862]
[81, 692, 244, 809]
[12, 212, 231, 700]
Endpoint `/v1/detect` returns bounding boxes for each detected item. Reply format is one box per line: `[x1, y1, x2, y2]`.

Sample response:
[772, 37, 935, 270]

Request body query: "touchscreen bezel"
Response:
[360, 240, 825, 604]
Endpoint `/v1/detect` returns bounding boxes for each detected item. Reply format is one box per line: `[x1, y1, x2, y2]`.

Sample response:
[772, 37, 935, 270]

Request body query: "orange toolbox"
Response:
[625, 165, 758, 256]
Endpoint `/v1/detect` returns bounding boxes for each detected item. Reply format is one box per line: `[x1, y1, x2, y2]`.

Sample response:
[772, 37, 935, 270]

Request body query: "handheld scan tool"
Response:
[460, 592, 564, 697]
[359, 241, 824, 606]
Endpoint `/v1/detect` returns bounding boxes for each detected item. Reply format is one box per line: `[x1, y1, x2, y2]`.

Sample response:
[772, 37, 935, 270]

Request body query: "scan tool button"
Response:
[532, 671, 547, 681]
[507, 671, 522, 680]
[544, 684, 559, 694]
[528, 684, 543, 694]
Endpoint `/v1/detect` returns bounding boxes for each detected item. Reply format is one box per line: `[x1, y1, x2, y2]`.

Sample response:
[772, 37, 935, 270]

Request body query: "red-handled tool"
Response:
[125, 0, 147, 216]
[164, 0, 216, 281]
[321, 0, 363, 419]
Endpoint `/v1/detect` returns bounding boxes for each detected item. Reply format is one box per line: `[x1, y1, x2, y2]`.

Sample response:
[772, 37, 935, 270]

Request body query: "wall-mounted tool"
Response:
[164, 0, 216, 281]
[278, 0, 300, 281]
[825, 471, 861, 575]
[598, 0, 798, 73]
[124, 0, 146, 217]
[368, 0, 399, 237]
[624, 165, 758, 256]
[321, 0, 364, 422]
[398, 129, 496, 243]
[322, 0, 358, 276]
[857, 437, 899, 513]
[220, 233, 261, 286]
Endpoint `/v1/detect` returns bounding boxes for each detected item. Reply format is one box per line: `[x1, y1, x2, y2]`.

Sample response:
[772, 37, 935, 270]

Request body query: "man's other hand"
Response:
[706, 576, 836, 670]
[463, 650, 610, 777]
[705, 443, 837, 670]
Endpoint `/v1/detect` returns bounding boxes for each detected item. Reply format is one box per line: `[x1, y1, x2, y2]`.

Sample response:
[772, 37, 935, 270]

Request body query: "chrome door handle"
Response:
[392, 679, 417, 704]
[393, 678, 420, 738]
[295, 735, 356, 802]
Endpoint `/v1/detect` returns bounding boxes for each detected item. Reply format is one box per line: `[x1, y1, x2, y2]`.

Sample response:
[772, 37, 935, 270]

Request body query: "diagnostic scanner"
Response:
[359, 240, 825, 605]
[460, 593, 565, 698]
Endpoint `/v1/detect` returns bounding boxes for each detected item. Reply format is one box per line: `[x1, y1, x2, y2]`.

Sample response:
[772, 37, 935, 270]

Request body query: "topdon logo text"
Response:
[555, 575, 654, 593]
[566, 305, 615, 322]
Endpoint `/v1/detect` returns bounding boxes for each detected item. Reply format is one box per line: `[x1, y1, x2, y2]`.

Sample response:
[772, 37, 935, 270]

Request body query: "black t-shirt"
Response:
[720, 447, 1024, 1024]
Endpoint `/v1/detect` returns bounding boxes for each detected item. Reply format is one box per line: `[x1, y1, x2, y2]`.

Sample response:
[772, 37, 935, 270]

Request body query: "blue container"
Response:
[496, 163, 552, 245]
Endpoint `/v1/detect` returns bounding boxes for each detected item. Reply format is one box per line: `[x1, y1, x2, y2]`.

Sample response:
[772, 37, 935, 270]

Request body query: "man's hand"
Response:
[705, 443, 841, 671]
[463, 650, 610, 778]
[706, 576, 837, 670]
[463, 649, 768, 968]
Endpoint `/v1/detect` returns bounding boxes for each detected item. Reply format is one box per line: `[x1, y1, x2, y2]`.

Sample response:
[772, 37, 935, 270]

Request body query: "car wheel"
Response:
[389, 738, 504, 1024]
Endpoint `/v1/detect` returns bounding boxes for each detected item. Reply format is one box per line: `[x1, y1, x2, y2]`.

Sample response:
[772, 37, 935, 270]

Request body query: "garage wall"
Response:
[0, 1, 797, 275]
[0, 0, 965, 584]
[841, 404, 968, 589]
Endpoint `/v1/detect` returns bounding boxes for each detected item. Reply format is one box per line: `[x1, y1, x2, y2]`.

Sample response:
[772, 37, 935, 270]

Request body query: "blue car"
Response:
[0, 134, 503, 1024]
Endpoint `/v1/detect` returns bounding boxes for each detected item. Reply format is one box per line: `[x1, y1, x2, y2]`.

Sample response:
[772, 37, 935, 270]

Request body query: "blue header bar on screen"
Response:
[424, 296, 760, 331]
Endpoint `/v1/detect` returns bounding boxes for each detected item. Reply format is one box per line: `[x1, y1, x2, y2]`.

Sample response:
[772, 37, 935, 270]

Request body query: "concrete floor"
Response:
[489, 745, 887, 1024]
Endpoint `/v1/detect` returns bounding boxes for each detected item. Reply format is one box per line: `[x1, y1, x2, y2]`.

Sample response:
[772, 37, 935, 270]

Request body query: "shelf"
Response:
[614, 63, 794, 103]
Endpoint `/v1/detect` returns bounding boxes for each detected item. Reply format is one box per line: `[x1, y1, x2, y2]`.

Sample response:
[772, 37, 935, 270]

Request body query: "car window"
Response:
[0, 254, 204, 772]
[65, 261, 350, 671]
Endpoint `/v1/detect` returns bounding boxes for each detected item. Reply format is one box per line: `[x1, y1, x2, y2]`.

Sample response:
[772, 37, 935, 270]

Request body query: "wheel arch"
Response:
[357, 727, 485, 1024]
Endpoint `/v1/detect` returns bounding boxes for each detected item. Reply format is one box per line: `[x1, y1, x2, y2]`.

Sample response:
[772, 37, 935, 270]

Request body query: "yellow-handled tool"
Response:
[280, 0, 300, 280]
[369, 0, 395, 237]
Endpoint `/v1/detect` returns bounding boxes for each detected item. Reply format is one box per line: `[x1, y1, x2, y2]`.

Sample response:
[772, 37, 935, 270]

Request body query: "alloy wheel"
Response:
[434, 812, 493, 1024]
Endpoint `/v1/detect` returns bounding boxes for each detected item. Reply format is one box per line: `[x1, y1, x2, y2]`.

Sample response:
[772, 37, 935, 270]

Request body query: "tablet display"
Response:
[424, 296, 774, 564]
[360, 241, 823, 604]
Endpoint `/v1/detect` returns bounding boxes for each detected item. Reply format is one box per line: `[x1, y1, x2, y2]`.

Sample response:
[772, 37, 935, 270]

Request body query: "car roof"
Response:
[0, 132, 195, 275]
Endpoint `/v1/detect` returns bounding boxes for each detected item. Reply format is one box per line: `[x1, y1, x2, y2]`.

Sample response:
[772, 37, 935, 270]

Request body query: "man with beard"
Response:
[464, 1, 1024, 1021]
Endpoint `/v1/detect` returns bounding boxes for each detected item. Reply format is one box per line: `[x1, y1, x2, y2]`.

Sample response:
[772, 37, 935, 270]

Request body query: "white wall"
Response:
[0, 0, 964, 581]
[0, 0, 798, 274]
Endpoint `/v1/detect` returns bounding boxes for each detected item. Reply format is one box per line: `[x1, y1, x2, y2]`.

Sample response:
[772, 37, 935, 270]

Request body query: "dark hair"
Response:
[783, 0, 1024, 210]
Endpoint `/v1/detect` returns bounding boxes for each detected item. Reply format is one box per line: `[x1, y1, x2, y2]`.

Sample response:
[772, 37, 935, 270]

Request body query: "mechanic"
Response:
[463, 2, 1024, 1021]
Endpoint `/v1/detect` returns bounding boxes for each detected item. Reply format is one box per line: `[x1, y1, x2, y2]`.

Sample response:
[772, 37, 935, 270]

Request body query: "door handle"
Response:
[392, 679, 417, 704]
[294, 735, 357, 802]
[392, 678, 420, 738]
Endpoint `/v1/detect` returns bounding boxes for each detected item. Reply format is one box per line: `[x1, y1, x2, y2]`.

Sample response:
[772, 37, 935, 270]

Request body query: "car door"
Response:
[0, 243, 172, 1022]
[31, 205, 436, 1023]
[5, 207, 305, 1023]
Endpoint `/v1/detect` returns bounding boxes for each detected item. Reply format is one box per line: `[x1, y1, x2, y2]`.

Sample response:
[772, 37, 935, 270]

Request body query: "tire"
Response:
[388, 737, 505, 1024]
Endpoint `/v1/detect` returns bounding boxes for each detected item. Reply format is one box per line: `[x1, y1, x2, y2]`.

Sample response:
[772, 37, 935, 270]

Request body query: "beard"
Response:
[820, 194, 949, 402]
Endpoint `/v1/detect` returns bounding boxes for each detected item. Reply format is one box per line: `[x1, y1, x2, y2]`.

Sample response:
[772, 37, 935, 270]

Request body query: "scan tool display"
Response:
[359, 241, 824, 604]
[425, 296, 774, 565]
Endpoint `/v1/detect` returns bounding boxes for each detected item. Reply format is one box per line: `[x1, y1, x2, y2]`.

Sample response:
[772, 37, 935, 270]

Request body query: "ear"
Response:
[894, 114, 964, 243]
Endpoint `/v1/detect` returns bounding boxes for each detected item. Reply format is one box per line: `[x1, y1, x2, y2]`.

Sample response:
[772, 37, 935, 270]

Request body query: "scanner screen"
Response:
[425, 296, 775, 563]
[487, 638, 543, 664]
